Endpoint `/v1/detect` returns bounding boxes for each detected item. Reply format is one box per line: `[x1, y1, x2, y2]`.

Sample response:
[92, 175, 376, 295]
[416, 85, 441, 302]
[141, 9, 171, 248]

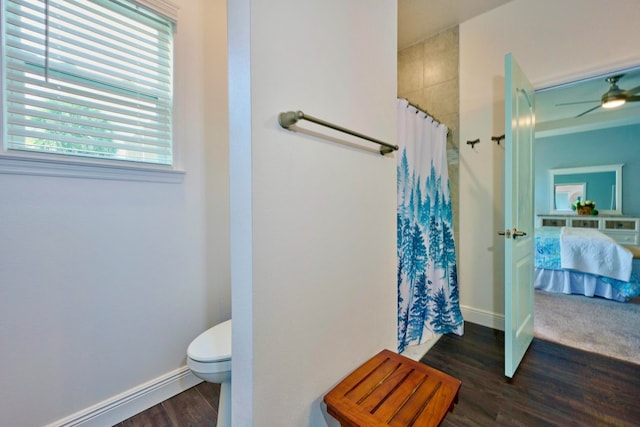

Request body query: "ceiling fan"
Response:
[556, 74, 640, 118]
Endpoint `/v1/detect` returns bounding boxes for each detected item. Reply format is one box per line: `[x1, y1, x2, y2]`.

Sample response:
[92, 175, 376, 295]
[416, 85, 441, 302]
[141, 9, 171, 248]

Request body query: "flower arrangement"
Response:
[572, 199, 597, 215]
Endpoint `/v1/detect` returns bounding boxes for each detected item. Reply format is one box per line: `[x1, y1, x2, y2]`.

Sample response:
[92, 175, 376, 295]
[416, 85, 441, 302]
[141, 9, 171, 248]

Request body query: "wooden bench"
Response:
[324, 349, 461, 427]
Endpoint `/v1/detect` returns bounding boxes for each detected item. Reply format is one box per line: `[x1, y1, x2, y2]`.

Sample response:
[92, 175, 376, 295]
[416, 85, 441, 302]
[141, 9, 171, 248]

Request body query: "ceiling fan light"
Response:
[601, 90, 626, 109]
[602, 98, 626, 109]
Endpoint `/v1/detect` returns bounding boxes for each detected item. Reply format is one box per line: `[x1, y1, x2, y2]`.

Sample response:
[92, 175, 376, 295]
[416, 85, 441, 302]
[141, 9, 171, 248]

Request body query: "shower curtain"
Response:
[397, 99, 463, 353]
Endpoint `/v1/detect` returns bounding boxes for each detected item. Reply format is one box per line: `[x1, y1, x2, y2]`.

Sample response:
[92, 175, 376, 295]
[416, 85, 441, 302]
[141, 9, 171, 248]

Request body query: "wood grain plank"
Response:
[329, 353, 390, 398]
[423, 322, 640, 427]
[358, 363, 415, 414]
[120, 403, 173, 427]
[412, 381, 458, 426]
[370, 369, 428, 422]
[344, 359, 402, 402]
[161, 386, 217, 427]
[195, 381, 221, 413]
[387, 377, 441, 426]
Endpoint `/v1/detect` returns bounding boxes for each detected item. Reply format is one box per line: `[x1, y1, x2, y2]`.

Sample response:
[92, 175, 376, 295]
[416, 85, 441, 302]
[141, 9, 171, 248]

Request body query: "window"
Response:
[2, 0, 176, 168]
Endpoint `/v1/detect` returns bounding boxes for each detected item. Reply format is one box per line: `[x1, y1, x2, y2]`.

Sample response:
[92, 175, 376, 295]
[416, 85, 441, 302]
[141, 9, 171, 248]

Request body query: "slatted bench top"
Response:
[324, 349, 461, 427]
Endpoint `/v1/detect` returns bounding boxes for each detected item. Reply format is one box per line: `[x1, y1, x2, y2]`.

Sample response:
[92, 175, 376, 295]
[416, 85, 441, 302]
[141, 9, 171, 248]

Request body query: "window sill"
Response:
[0, 153, 185, 183]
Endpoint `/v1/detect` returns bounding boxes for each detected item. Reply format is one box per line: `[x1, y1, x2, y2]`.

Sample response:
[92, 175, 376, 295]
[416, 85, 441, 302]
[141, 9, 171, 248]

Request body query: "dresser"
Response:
[536, 215, 640, 246]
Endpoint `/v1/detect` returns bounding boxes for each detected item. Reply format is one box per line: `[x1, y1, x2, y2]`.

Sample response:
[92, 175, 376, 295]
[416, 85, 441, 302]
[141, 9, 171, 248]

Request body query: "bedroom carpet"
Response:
[534, 290, 640, 365]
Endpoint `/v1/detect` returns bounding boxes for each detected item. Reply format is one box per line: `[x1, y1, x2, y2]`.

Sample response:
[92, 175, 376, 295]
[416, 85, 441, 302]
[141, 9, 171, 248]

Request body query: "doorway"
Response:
[532, 66, 640, 364]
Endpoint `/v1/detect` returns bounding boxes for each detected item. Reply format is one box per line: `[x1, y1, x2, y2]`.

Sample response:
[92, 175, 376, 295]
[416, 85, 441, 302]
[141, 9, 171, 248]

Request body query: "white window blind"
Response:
[2, 0, 175, 165]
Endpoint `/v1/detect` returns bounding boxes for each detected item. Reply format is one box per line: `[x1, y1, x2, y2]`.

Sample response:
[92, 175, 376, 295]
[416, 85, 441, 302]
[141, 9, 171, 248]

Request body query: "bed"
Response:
[534, 227, 640, 302]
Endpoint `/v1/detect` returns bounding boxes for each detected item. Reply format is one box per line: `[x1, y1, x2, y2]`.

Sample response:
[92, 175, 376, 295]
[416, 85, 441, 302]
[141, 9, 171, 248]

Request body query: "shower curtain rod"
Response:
[278, 110, 399, 155]
[401, 99, 450, 135]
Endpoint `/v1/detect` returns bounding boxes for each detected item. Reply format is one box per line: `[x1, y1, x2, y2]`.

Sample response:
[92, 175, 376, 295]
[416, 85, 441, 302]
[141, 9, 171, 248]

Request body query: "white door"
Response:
[504, 53, 535, 378]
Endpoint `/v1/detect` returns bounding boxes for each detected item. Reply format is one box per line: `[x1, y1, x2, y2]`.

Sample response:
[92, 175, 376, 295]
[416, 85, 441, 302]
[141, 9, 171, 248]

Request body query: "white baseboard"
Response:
[46, 367, 202, 427]
[461, 304, 505, 331]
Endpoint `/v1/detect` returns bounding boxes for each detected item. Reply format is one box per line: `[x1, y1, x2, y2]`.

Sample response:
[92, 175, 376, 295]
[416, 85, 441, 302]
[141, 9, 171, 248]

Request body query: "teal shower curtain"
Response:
[397, 99, 463, 353]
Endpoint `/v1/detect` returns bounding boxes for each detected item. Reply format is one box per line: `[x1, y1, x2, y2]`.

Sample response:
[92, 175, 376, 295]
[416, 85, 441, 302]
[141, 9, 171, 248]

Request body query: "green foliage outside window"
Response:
[26, 101, 117, 158]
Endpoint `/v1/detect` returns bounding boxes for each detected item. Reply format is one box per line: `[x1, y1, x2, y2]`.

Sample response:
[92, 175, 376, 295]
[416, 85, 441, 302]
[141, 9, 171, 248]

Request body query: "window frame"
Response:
[0, 0, 183, 182]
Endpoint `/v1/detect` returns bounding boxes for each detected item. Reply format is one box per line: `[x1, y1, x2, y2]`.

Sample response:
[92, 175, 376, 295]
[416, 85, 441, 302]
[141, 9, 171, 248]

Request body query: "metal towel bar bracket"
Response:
[278, 110, 398, 155]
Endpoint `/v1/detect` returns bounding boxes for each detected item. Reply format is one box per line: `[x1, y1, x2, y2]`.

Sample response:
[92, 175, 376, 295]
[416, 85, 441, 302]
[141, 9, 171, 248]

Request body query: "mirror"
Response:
[549, 164, 622, 215]
[553, 183, 585, 211]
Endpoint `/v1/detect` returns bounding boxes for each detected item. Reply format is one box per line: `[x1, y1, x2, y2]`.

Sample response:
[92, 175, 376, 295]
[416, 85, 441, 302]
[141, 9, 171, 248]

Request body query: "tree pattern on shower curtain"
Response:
[397, 99, 463, 353]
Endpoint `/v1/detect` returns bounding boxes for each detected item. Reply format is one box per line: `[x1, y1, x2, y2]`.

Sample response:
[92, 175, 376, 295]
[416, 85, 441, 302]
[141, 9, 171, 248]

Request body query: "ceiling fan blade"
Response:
[576, 104, 601, 118]
[556, 100, 599, 106]
[625, 85, 640, 95]
[627, 95, 640, 102]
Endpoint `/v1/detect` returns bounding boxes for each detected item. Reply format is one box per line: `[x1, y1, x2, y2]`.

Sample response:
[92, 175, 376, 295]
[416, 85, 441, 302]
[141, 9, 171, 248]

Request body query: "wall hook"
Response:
[466, 138, 480, 149]
[491, 134, 505, 145]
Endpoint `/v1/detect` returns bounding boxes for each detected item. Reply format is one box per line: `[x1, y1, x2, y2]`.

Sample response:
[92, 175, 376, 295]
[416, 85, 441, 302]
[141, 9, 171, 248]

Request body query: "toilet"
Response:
[187, 319, 232, 427]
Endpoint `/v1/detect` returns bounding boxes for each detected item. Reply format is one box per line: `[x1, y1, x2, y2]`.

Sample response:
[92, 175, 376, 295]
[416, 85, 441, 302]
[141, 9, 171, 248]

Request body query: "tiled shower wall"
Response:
[397, 26, 460, 255]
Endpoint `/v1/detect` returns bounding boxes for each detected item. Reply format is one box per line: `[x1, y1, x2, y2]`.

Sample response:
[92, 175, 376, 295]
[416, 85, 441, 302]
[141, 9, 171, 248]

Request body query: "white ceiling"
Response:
[397, 0, 512, 50]
[398, 0, 640, 133]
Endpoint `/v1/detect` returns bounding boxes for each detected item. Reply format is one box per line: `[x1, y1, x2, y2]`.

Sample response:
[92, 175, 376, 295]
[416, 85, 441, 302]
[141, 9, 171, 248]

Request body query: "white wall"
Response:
[229, 0, 398, 425]
[458, 0, 640, 328]
[0, 0, 230, 425]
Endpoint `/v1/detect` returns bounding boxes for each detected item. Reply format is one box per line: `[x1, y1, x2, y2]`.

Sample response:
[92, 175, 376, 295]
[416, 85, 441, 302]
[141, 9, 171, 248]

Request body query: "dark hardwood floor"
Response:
[114, 381, 220, 427]
[422, 322, 640, 427]
[117, 322, 640, 426]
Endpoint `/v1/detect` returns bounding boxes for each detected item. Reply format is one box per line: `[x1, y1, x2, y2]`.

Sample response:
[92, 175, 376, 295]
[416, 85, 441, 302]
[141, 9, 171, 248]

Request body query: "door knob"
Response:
[498, 229, 512, 238]
[498, 229, 527, 239]
[512, 229, 527, 238]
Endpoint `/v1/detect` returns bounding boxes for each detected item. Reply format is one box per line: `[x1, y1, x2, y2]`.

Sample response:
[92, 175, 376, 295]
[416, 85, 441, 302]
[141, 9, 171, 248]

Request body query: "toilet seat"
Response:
[187, 319, 231, 363]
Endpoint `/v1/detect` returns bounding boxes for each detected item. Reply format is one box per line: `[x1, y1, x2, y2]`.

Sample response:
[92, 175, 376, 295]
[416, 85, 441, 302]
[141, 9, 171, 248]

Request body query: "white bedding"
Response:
[560, 227, 632, 282]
